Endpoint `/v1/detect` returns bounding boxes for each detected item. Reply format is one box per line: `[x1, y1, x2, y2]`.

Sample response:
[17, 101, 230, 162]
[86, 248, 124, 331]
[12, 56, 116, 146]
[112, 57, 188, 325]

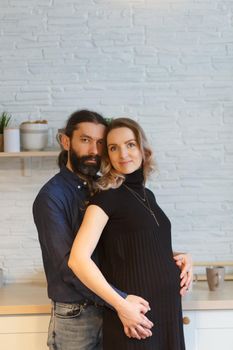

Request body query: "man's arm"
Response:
[173, 252, 193, 296]
[33, 191, 101, 302]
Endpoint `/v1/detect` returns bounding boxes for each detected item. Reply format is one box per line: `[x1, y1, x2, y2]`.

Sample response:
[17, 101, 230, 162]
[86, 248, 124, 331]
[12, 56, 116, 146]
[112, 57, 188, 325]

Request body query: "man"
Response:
[33, 110, 192, 350]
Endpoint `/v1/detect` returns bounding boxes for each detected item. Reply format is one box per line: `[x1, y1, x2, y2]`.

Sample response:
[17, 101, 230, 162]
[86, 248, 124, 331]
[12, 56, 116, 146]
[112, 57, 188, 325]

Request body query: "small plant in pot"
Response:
[0, 112, 11, 152]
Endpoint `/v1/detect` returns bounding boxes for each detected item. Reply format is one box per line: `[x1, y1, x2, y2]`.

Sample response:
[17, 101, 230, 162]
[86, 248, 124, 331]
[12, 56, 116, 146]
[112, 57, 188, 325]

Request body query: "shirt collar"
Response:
[60, 166, 89, 189]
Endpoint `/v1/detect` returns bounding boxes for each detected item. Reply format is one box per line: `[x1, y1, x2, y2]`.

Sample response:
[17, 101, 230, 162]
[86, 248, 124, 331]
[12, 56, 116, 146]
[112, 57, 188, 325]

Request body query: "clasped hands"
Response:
[117, 253, 193, 339]
[117, 295, 153, 340]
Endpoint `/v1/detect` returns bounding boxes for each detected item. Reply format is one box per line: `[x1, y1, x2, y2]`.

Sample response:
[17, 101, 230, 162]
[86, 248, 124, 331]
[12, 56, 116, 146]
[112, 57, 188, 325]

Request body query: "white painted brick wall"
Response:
[0, 0, 233, 283]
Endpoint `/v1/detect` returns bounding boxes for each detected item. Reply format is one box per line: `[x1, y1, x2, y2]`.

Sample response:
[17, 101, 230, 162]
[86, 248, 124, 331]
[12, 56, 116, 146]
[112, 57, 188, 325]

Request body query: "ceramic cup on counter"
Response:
[206, 266, 225, 291]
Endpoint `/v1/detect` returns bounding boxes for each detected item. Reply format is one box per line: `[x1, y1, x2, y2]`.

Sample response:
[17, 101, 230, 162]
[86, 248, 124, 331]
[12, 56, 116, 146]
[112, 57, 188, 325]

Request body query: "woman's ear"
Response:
[60, 134, 70, 151]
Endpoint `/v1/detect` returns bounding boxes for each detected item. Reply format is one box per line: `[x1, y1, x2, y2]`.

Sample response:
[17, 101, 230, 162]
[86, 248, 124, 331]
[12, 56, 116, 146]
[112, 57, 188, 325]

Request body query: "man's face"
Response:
[62, 122, 106, 176]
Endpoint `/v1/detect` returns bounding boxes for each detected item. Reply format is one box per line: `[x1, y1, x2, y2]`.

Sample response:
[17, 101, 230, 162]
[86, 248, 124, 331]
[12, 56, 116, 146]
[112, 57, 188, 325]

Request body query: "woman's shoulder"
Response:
[145, 187, 156, 200]
[89, 187, 120, 205]
[88, 187, 121, 217]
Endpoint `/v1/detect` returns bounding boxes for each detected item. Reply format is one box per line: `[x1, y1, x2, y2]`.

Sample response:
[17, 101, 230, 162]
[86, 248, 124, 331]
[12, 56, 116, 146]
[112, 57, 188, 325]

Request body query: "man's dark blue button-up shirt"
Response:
[33, 166, 108, 303]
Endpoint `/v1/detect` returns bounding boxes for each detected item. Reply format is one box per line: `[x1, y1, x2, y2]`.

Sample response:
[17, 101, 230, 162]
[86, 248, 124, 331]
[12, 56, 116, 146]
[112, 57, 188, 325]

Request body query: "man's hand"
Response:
[173, 252, 193, 296]
[116, 295, 153, 340]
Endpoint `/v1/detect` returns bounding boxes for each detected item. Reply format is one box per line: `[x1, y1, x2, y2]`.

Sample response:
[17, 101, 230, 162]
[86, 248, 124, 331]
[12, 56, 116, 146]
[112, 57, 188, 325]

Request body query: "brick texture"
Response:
[0, 0, 233, 283]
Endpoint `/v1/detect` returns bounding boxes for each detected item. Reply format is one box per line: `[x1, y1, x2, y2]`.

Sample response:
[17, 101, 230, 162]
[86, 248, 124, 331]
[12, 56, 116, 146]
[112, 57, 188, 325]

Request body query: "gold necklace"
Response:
[123, 184, 159, 227]
[123, 184, 146, 201]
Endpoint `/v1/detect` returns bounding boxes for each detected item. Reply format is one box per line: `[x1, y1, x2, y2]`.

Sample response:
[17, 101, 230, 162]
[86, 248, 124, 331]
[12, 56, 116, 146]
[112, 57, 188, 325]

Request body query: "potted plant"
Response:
[20, 119, 48, 151]
[0, 111, 11, 152]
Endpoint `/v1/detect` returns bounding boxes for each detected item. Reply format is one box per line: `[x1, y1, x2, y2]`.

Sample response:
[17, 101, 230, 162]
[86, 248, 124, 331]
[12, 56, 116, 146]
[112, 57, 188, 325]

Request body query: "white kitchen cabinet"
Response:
[0, 314, 50, 350]
[1, 282, 233, 350]
[183, 310, 233, 350]
[1, 311, 233, 350]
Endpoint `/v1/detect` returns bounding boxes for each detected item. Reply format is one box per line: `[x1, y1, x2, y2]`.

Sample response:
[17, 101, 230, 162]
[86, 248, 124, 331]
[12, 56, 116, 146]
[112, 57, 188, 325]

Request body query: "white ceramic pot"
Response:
[4, 128, 20, 152]
[20, 123, 48, 151]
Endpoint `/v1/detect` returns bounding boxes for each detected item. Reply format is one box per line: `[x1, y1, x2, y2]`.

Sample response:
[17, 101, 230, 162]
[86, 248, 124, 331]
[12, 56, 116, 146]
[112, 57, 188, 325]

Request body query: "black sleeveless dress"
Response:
[89, 169, 185, 350]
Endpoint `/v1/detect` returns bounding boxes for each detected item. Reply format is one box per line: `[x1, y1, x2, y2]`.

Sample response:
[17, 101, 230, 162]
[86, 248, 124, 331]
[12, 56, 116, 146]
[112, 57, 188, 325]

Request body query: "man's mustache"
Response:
[82, 155, 100, 164]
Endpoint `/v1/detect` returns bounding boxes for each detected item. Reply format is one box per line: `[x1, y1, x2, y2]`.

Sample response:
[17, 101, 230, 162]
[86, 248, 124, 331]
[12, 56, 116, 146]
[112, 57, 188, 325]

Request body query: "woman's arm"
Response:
[68, 204, 153, 335]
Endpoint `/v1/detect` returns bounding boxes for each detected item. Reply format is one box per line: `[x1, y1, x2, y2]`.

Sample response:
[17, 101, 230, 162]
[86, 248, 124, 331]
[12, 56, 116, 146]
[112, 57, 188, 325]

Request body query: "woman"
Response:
[69, 118, 187, 349]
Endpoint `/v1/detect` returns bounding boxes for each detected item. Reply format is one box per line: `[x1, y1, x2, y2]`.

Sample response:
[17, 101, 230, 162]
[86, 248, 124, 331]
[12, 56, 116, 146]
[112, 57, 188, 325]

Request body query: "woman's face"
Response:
[107, 127, 143, 174]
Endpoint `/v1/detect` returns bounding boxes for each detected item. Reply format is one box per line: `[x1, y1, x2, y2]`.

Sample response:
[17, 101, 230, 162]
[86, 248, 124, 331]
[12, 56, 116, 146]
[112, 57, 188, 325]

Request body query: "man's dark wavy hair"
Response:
[58, 109, 107, 168]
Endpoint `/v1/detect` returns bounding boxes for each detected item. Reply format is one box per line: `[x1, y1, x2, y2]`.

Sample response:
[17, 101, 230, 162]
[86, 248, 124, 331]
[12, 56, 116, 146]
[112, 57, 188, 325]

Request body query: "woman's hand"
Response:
[116, 297, 153, 339]
[173, 252, 193, 296]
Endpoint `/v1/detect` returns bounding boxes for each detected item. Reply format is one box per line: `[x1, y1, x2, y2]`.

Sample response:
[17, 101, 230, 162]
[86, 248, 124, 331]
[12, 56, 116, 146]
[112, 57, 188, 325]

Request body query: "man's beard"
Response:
[69, 148, 101, 177]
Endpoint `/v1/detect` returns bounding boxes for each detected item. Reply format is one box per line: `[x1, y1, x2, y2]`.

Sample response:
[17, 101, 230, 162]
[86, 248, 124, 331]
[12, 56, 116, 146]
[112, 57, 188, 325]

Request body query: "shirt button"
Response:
[83, 181, 87, 186]
[77, 185, 81, 189]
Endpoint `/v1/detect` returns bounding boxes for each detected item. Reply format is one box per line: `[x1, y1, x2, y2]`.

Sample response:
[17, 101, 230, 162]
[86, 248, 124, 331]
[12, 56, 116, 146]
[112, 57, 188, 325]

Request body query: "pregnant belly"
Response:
[105, 256, 181, 301]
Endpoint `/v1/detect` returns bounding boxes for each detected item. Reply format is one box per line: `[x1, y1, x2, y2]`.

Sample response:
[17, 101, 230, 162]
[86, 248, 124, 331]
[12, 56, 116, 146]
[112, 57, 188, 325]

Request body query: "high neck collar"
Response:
[124, 167, 145, 188]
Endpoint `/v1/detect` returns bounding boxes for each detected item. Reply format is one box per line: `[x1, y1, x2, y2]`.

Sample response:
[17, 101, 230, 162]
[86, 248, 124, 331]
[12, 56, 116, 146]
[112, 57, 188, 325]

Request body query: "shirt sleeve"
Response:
[88, 189, 117, 217]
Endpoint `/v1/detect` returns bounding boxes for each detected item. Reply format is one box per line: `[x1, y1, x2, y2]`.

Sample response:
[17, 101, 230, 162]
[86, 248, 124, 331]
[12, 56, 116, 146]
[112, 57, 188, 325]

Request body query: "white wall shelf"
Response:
[0, 150, 59, 158]
[0, 150, 60, 176]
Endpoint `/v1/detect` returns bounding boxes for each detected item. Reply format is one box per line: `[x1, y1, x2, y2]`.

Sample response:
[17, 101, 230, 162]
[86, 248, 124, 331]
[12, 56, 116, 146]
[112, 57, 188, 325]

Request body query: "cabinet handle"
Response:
[183, 316, 190, 325]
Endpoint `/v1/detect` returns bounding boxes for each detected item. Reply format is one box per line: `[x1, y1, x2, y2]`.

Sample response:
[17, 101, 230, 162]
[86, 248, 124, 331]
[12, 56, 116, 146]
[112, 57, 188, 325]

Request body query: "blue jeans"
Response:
[47, 301, 103, 350]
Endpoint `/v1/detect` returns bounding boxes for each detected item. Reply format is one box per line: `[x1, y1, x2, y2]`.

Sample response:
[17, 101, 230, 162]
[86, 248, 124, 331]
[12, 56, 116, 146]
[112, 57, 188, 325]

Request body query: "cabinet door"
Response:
[183, 311, 197, 350]
[183, 310, 233, 350]
[196, 310, 233, 350]
[0, 314, 50, 350]
[0, 333, 48, 350]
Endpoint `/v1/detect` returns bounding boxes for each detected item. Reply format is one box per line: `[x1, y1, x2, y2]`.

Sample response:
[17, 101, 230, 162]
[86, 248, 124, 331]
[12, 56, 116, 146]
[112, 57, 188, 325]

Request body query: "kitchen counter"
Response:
[183, 280, 233, 310]
[0, 281, 233, 315]
[0, 282, 50, 315]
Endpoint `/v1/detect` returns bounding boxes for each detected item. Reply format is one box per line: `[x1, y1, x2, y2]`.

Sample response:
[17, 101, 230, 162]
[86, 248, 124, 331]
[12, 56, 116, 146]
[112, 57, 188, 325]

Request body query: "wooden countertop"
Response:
[182, 280, 233, 310]
[0, 281, 233, 315]
[0, 283, 50, 315]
